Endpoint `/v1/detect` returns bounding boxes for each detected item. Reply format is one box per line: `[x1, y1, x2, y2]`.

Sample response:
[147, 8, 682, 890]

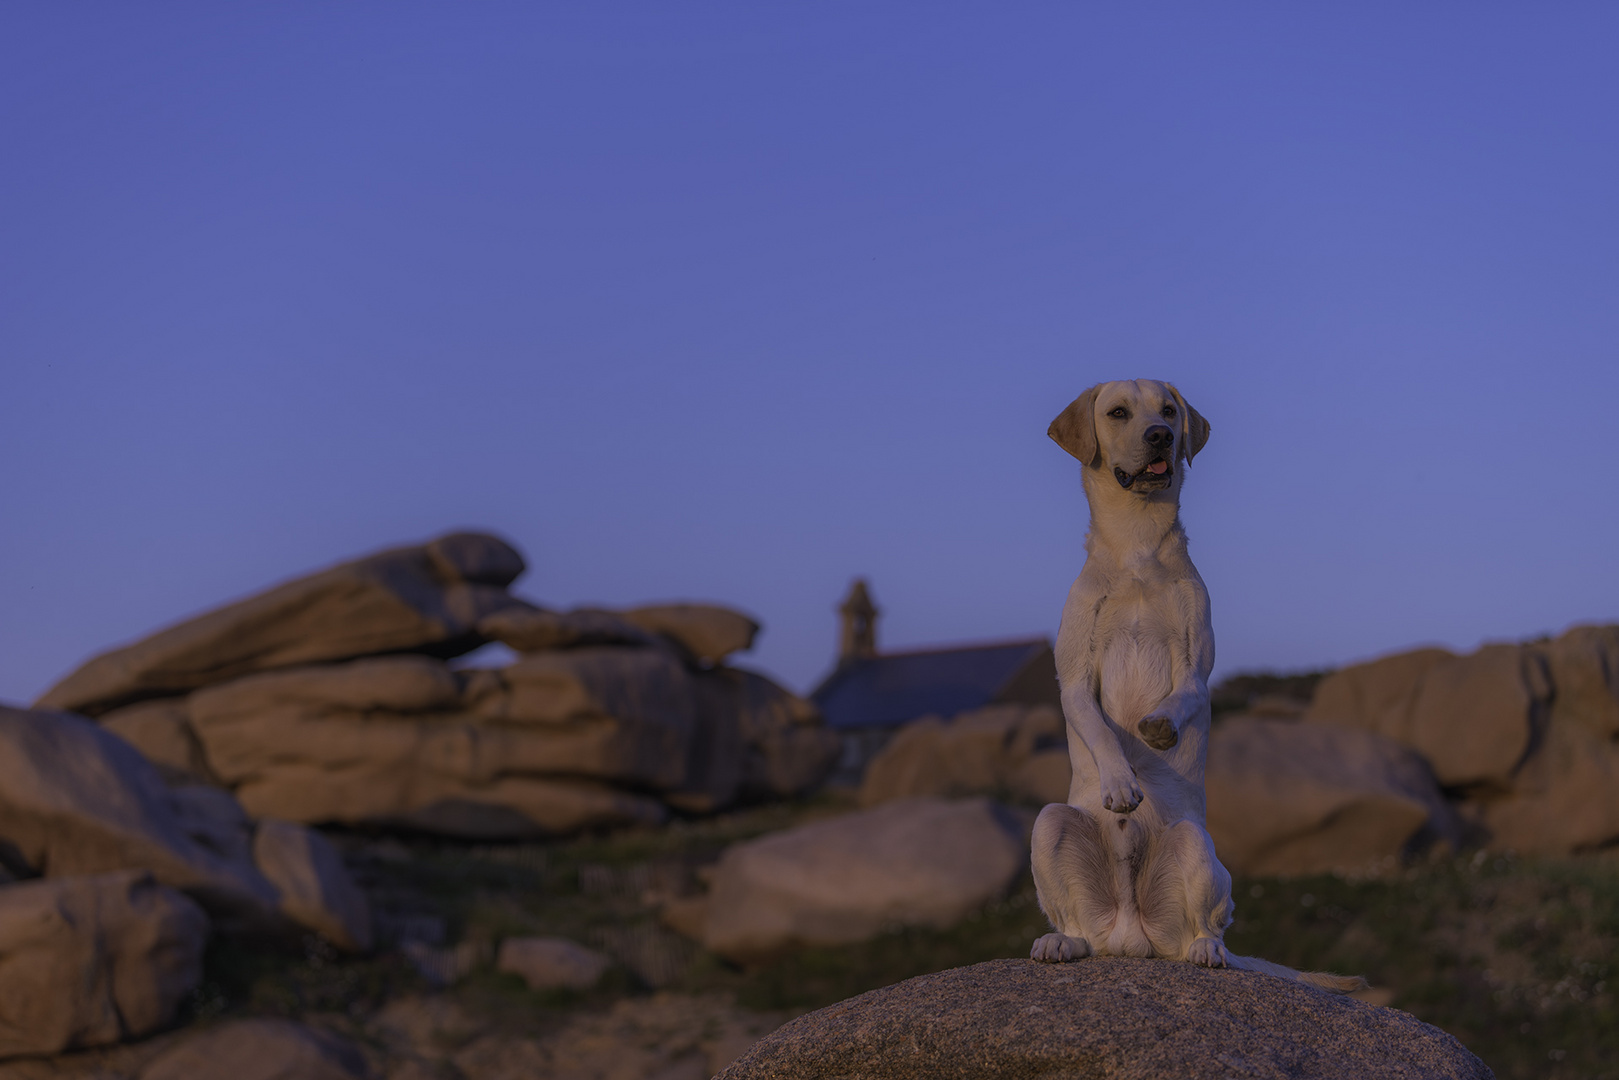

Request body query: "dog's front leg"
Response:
[1139, 580, 1214, 751]
[1063, 684, 1143, 813]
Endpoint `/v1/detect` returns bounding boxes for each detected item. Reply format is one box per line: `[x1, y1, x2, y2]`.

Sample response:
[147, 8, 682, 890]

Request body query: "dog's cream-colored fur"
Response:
[1030, 379, 1363, 994]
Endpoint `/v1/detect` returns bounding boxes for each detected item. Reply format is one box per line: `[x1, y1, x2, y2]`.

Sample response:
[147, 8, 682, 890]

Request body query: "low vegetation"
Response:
[190, 794, 1617, 1080]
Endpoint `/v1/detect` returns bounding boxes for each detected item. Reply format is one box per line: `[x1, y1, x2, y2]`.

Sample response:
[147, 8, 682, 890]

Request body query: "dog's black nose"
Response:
[1143, 425, 1174, 450]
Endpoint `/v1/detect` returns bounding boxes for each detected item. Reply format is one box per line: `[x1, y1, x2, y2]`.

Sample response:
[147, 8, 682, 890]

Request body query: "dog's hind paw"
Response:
[1186, 936, 1228, 968]
[1030, 933, 1091, 963]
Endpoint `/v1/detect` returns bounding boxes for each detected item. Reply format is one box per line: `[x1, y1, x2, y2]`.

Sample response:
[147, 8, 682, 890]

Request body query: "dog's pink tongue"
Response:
[1148, 461, 1168, 474]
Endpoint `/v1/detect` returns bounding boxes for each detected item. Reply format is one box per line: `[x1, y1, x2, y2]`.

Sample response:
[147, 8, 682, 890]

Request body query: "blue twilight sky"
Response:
[3, 4, 1617, 704]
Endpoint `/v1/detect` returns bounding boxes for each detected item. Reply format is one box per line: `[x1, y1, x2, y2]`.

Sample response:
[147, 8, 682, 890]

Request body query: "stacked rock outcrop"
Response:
[36, 531, 840, 839]
[0, 704, 373, 1058]
[1302, 624, 1619, 855]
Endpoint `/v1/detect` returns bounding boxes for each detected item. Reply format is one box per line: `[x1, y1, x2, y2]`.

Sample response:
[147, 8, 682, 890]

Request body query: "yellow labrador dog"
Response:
[1030, 379, 1362, 993]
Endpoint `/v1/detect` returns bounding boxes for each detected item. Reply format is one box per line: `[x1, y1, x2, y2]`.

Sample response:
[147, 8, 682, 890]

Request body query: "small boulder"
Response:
[716, 958, 1491, 1080]
[700, 797, 1026, 962]
[0, 872, 207, 1059]
[495, 936, 611, 991]
[1206, 718, 1459, 875]
[36, 531, 527, 717]
[253, 820, 373, 952]
[139, 1018, 368, 1080]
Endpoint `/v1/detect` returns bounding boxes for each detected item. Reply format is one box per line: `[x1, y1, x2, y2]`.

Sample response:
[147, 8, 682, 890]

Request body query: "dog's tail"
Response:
[1226, 952, 1368, 994]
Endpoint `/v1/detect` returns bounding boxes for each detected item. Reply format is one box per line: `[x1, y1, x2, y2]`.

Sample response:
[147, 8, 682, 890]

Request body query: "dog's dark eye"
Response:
[1107, 407, 1129, 419]
[1161, 405, 1176, 419]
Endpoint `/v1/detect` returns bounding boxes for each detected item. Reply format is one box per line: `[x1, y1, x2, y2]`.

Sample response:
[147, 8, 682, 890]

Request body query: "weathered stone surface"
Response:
[0, 705, 279, 924]
[99, 698, 214, 785]
[1207, 718, 1459, 875]
[253, 820, 373, 952]
[470, 649, 696, 787]
[701, 798, 1026, 962]
[167, 785, 256, 868]
[185, 653, 683, 834]
[666, 667, 839, 813]
[621, 604, 760, 664]
[1305, 644, 1547, 791]
[495, 936, 611, 991]
[36, 532, 526, 717]
[0, 872, 207, 1060]
[1534, 623, 1619, 739]
[1471, 714, 1619, 853]
[859, 705, 1063, 807]
[139, 1018, 367, 1080]
[717, 958, 1490, 1080]
[733, 669, 841, 802]
[475, 607, 655, 653]
[1304, 647, 1454, 737]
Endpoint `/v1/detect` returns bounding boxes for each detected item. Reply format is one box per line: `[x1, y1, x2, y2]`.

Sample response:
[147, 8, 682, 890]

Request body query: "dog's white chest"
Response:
[1094, 578, 1179, 726]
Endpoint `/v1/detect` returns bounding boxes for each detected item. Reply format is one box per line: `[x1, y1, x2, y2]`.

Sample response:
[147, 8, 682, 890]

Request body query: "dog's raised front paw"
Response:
[1030, 933, 1091, 963]
[1186, 936, 1228, 968]
[1099, 769, 1143, 813]
[1139, 714, 1179, 750]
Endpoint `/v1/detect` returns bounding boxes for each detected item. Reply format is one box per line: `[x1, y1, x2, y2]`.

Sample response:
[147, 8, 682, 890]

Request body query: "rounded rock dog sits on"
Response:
[1030, 379, 1363, 993]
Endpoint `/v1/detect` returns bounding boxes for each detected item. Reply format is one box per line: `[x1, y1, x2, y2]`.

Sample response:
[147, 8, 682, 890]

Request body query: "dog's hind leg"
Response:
[1135, 818, 1234, 967]
[1029, 803, 1116, 962]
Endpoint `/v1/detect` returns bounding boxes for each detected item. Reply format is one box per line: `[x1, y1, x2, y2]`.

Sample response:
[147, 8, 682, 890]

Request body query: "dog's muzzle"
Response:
[1115, 458, 1173, 489]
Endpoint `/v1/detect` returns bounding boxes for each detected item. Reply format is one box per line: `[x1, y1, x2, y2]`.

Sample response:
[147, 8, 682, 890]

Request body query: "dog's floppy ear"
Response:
[1049, 386, 1101, 466]
[1166, 383, 1210, 464]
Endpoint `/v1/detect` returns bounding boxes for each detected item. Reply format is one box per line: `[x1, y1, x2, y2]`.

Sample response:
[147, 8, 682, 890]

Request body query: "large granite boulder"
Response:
[1206, 718, 1459, 875]
[717, 958, 1491, 1080]
[139, 1018, 368, 1080]
[36, 532, 528, 717]
[1305, 644, 1547, 791]
[179, 648, 831, 835]
[0, 872, 207, 1060]
[858, 704, 1064, 807]
[0, 705, 280, 925]
[698, 798, 1026, 962]
[0, 706, 371, 948]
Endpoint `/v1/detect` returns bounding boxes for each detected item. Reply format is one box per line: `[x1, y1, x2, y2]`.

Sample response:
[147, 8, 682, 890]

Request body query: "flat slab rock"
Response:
[717, 958, 1491, 1080]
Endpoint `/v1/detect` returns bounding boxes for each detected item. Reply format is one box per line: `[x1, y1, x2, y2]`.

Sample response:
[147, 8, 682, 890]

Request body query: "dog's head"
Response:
[1048, 380, 1210, 493]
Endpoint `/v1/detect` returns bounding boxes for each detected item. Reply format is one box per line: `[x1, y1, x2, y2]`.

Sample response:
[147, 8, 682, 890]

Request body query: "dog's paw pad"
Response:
[1187, 937, 1228, 968]
[1031, 933, 1090, 963]
[1140, 715, 1178, 750]
[1100, 773, 1144, 813]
